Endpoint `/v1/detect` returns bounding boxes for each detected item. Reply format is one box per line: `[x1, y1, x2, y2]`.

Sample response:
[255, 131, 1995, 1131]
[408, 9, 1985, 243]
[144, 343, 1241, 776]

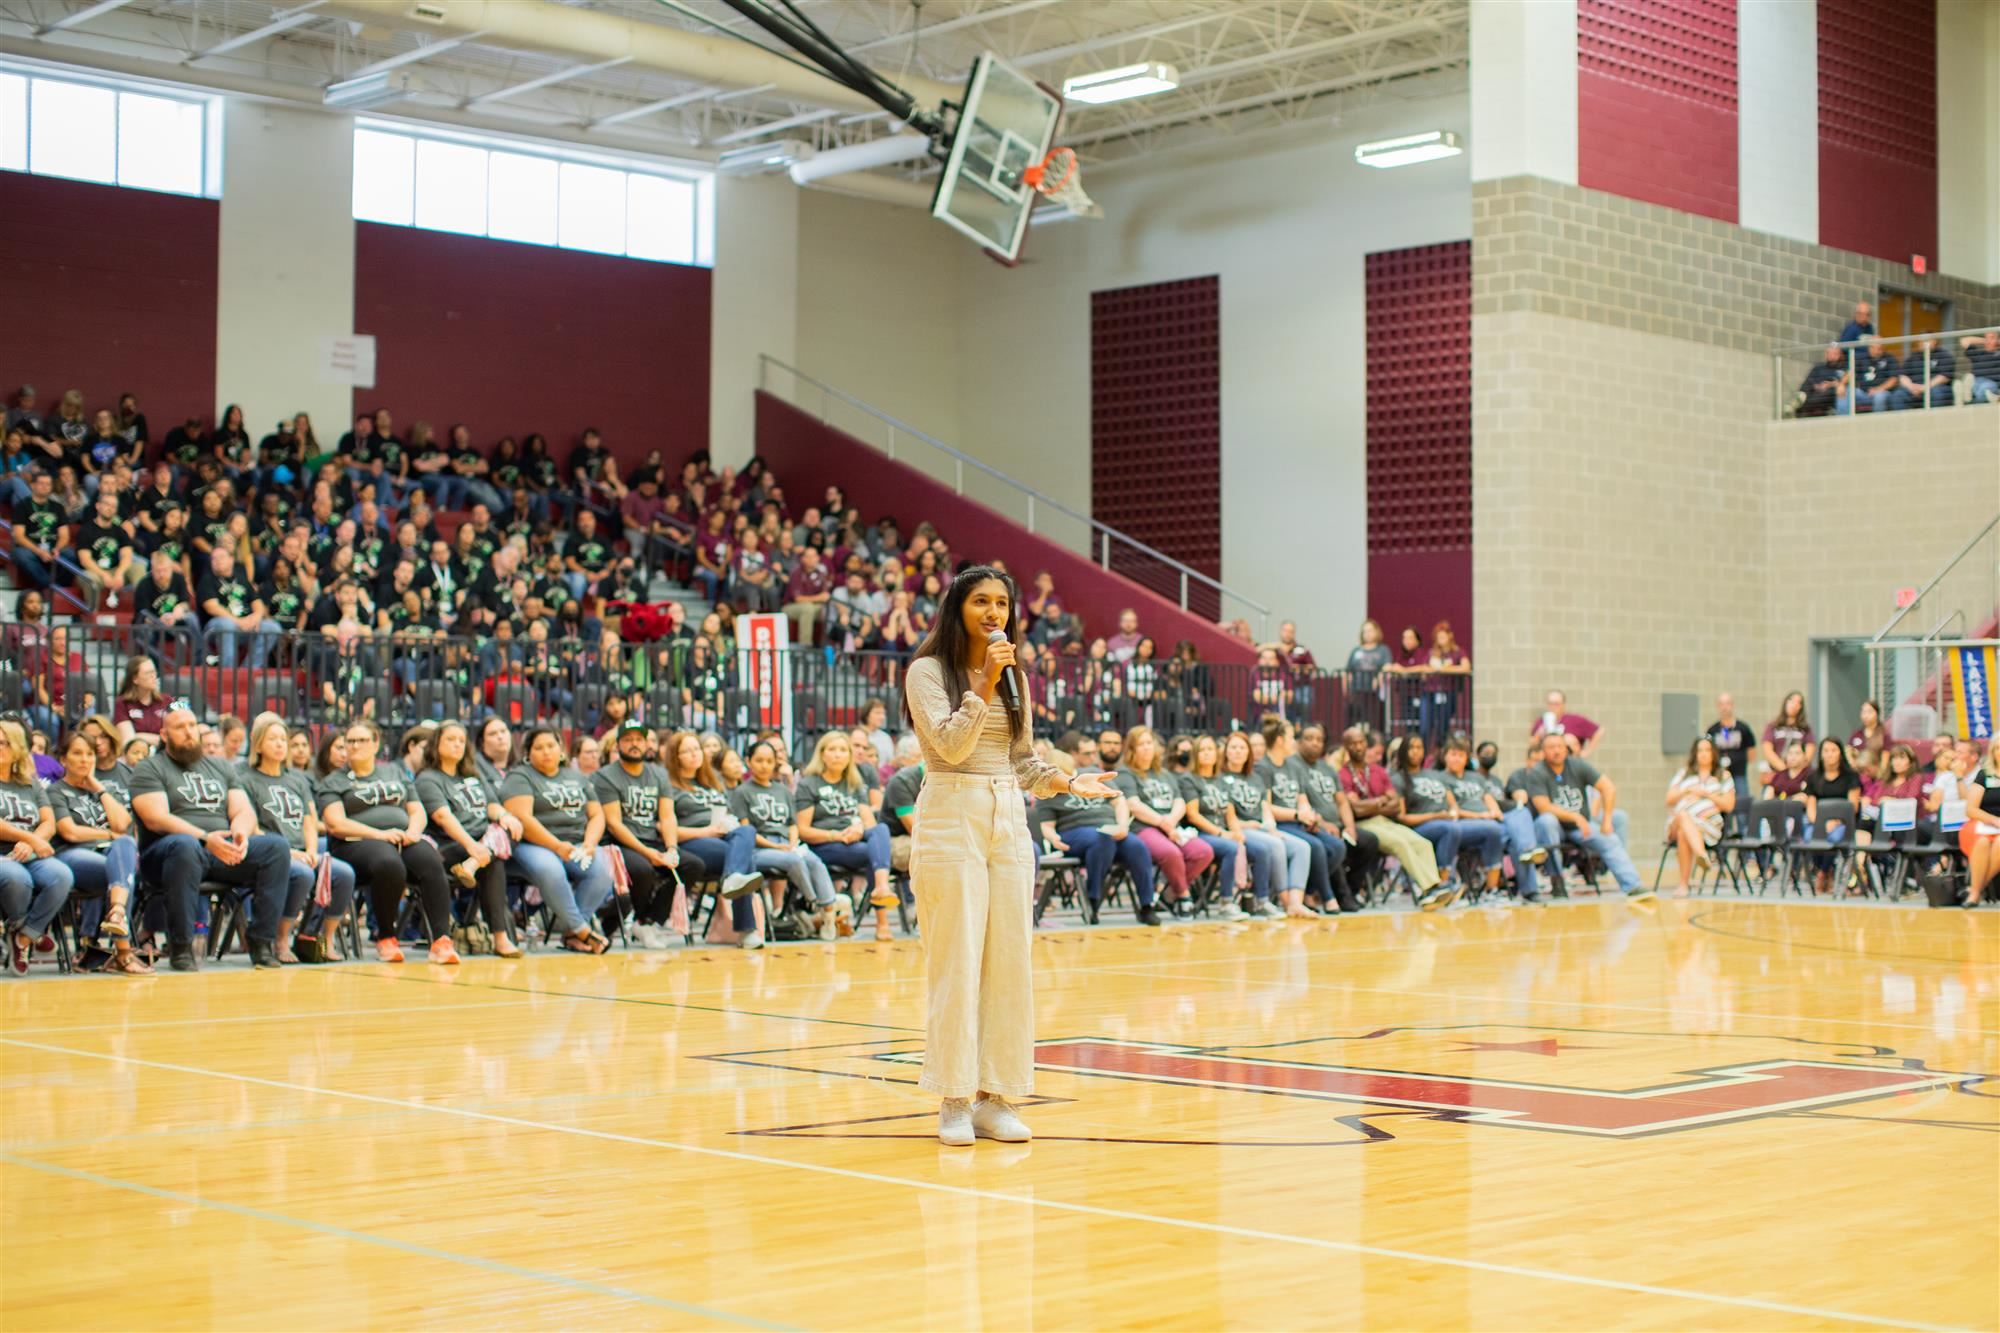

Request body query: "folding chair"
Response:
[1785, 799, 1858, 897]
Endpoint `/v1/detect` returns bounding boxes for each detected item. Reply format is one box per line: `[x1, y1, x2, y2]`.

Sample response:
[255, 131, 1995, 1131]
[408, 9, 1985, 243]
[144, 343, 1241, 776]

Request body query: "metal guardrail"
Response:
[758, 355, 1272, 638]
[0, 620, 1473, 752]
[1771, 324, 2000, 421]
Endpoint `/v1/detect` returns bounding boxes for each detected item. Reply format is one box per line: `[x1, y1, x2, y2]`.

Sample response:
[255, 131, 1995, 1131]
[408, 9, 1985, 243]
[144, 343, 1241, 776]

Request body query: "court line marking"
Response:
[1055, 960, 2000, 1035]
[0, 1036, 1960, 1333]
[1, 995, 557, 1037]
[0, 1151, 796, 1332]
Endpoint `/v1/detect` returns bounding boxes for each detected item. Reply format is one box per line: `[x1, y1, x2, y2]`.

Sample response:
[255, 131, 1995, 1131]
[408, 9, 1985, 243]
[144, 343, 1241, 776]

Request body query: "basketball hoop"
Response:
[1021, 146, 1102, 219]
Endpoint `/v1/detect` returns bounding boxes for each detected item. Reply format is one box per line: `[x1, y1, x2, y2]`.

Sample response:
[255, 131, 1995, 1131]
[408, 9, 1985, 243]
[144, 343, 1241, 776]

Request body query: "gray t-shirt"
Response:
[1254, 757, 1305, 816]
[670, 779, 730, 829]
[502, 763, 594, 844]
[1440, 768, 1500, 815]
[128, 752, 238, 847]
[593, 762, 669, 849]
[882, 764, 923, 836]
[318, 766, 416, 834]
[48, 780, 110, 851]
[1297, 757, 1344, 822]
[1220, 772, 1266, 823]
[795, 772, 867, 833]
[239, 763, 315, 851]
[1394, 766, 1454, 816]
[417, 767, 495, 841]
[1524, 757, 1602, 817]
[1040, 767, 1118, 833]
[0, 778, 49, 841]
[728, 780, 796, 841]
[95, 760, 133, 809]
[1180, 772, 1233, 827]
[1113, 767, 1182, 819]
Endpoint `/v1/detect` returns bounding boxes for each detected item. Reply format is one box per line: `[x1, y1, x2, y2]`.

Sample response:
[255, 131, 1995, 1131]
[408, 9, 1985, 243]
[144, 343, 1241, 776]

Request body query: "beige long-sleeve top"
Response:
[905, 655, 1067, 798]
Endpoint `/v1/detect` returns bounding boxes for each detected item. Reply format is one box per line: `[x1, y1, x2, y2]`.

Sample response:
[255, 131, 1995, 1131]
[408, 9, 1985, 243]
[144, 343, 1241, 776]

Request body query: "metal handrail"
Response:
[1769, 323, 2000, 359]
[1870, 512, 1999, 641]
[758, 355, 1272, 635]
[1771, 324, 1999, 421]
[0, 513, 98, 616]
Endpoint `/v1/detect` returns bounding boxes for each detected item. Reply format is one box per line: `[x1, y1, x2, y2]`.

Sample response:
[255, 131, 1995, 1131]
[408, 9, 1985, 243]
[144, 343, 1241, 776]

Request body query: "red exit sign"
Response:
[1896, 586, 1919, 608]
[1911, 254, 1927, 274]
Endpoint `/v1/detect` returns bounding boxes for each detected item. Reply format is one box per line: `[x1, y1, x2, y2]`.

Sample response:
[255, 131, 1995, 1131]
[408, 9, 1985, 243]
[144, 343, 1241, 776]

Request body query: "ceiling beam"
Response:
[589, 86, 714, 128]
[185, 1, 328, 62]
[465, 55, 635, 108]
[34, 0, 137, 37]
[846, 0, 1067, 54]
[1172, 14, 1452, 90]
[1065, 52, 1462, 147]
[339, 31, 490, 82]
[1006, 6, 1267, 71]
[708, 106, 838, 145]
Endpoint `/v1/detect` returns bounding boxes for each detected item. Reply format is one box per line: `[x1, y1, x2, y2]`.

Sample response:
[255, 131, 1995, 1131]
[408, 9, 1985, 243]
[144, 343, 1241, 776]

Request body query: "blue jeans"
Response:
[0, 855, 75, 938]
[1972, 377, 1998, 405]
[284, 850, 356, 927]
[1890, 384, 1951, 410]
[464, 480, 508, 517]
[1412, 820, 1463, 875]
[1534, 813, 1642, 890]
[754, 846, 835, 906]
[1058, 826, 1156, 906]
[1287, 825, 1354, 909]
[510, 842, 616, 936]
[1238, 829, 1285, 899]
[138, 831, 290, 945]
[1419, 691, 1454, 747]
[1836, 388, 1891, 415]
[1455, 818, 1507, 873]
[1500, 806, 1554, 898]
[810, 825, 892, 877]
[681, 826, 759, 930]
[1192, 833, 1240, 901]
[10, 547, 56, 591]
[205, 617, 284, 668]
[54, 838, 137, 939]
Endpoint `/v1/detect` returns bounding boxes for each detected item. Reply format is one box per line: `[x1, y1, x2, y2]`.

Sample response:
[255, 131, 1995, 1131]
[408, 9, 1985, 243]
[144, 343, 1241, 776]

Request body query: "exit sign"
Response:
[1895, 586, 1919, 608]
[1911, 254, 1927, 274]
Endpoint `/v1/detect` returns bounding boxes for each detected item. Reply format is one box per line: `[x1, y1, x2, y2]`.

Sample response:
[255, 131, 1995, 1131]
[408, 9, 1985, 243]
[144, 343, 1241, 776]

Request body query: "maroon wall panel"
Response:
[1577, 0, 1738, 222]
[353, 224, 710, 471]
[1090, 276, 1221, 620]
[757, 393, 1253, 663]
[1818, 0, 1936, 264]
[0, 174, 218, 445]
[1365, 241, 1472, 652]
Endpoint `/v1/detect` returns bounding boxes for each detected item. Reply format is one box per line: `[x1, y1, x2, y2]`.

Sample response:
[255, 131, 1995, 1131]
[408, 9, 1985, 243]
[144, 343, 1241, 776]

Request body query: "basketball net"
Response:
[1021, 147, 1102, 219]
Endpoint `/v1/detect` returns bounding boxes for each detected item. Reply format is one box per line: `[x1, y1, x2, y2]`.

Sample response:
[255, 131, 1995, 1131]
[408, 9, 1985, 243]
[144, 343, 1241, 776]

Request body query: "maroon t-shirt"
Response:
[1336, 762, 1392, 802]
[1532, 711, 1600, 743]
[118, 695, 171, 736]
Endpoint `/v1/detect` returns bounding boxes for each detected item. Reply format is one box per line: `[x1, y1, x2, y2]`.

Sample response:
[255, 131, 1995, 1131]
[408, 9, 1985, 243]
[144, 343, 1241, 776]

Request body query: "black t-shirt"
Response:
[569, 533, 612, 572]
[1803, 768, 1859, 807]
[263, 580, 308, 624]
[76, 518, 130, 570]
[134, 572, 193, 620]
[1704, 720, 1757, 777]
[198, 570, 255, 618]
[13, 496, 64, 550]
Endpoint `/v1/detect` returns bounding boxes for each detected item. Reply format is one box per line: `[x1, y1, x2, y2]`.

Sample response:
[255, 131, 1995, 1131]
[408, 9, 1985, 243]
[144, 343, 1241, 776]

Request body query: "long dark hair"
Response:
[903, 563, 1025, 743]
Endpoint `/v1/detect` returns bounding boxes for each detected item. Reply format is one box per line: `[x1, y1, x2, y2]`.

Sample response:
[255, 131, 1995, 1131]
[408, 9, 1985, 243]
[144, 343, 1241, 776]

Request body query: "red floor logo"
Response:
[1032, 1039, 1974, 1138]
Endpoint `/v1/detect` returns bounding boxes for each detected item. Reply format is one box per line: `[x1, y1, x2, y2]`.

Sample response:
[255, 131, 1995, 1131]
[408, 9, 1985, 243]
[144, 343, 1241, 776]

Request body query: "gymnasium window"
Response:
[351, 122, 714, 268]
[0, 64, 220, 198]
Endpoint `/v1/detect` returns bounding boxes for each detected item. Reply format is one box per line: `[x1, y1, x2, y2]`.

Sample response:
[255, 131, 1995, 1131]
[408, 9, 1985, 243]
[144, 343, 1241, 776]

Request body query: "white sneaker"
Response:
[938, 1098, 974, 1146]
[971, 1096, 1031, 1142]
[1252, 900, 1284, 919]
[739, 930, 764, 950]
[633, 923, 670, 949]
[722, 871, 763, 899]
[1215, 902, 1248, 921]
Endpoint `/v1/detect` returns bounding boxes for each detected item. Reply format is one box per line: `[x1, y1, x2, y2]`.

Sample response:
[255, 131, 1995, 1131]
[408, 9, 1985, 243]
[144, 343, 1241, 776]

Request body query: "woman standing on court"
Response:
[903, 565, 1117, 1147]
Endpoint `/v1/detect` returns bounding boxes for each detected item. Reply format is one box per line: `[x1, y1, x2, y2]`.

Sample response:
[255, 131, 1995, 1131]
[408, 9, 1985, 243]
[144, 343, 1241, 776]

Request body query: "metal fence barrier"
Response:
[1, 622, 1476, 756]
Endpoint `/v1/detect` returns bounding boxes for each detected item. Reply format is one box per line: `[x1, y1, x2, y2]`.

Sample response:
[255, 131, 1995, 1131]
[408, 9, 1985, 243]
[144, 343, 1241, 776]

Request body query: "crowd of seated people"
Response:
[1793, 300, 2000, 416]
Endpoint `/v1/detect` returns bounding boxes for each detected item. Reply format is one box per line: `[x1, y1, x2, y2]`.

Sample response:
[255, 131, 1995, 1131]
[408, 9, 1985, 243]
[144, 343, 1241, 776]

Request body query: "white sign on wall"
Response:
[318, 335, 377, 388]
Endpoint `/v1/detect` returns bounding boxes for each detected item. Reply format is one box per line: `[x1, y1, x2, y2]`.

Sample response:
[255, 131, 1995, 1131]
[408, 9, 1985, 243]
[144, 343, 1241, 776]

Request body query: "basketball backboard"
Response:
[930, 53, 1062, 264]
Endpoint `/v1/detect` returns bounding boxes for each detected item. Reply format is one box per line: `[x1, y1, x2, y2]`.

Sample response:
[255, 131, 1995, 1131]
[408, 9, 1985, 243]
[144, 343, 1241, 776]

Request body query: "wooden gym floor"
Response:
[1, 899, 1994, 1331]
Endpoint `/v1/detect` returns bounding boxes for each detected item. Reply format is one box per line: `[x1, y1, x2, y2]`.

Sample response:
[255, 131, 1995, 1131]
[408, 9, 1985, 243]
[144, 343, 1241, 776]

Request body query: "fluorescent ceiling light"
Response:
[1354, 130, 1462, 168]
[1063, 62, 1178, 106]
[717, 138, 812, 174]
[326, 71, 416, 110]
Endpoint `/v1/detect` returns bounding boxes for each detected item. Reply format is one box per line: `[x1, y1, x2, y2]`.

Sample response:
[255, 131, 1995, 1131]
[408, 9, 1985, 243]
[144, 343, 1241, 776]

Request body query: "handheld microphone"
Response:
[986, 628, 1022, 713]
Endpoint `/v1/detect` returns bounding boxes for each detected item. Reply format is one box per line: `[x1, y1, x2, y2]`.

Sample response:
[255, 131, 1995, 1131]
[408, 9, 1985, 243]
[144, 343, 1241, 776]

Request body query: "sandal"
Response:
[869, 888, 899, 909]
[562, 929, 602, 954]
[104, 948, 154, 976]
[103, 903, 131, 940]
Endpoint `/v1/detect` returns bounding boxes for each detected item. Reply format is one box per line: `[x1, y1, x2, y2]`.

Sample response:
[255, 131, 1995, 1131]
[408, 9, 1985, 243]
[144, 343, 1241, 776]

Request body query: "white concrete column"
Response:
[1470, 0, 1577, 184]
[1738, 0, 1819, 244]
[1937, 0, 2000, 283]
[215, 99, 355, 443]
[709, 175, 798, 465]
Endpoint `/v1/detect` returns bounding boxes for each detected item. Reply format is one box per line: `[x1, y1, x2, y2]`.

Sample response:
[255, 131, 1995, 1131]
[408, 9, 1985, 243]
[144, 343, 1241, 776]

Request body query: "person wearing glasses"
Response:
[503, 725, 618, 954]
[0, 719, 74, 977]
[418, 720, 526, 958]
[318, 719, 458, 965]
[129, 701, 291, 972]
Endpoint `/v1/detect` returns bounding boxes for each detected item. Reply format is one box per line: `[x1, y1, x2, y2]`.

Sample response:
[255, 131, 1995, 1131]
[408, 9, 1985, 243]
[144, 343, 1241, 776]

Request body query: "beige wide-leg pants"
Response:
[1358, 815, 1441, 890]
[911, 772, 1035, 1099]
